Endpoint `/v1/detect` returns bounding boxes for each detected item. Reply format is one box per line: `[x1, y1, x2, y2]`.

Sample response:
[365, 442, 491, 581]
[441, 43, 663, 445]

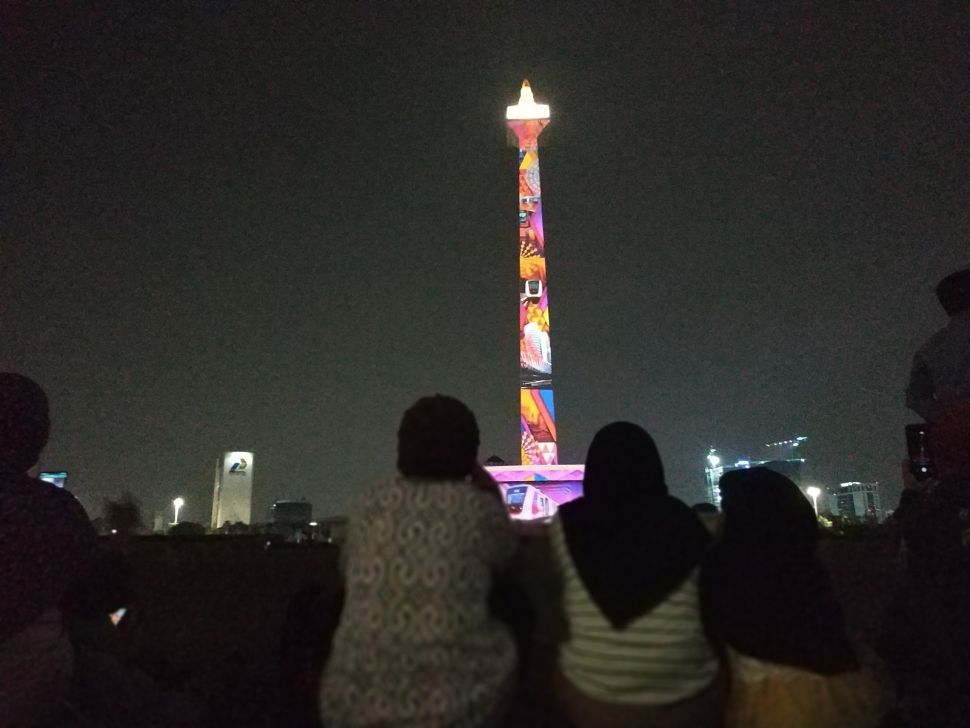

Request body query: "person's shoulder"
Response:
[1, 474, 93, 533]
[33, 476, 86, 507]
[347, 478, 399, 514]
[2, 472, 69, 505]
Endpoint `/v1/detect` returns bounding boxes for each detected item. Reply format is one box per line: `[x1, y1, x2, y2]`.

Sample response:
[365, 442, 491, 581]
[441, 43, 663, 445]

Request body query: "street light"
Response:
[806, 486, 821, 515]
[172, 497, 185, 525]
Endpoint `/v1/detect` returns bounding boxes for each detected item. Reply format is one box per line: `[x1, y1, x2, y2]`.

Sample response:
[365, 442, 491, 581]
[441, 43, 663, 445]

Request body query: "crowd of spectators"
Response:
[2, 268, 969, 727]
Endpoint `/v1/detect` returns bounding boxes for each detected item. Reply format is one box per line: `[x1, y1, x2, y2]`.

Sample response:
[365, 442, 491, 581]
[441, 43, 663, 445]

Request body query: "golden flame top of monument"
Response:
[506, 80, 550, 121]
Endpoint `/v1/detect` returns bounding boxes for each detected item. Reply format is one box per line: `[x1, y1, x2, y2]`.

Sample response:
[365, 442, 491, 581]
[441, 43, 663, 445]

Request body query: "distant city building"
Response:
[704, 436, 808, 507]
[704, 449, 725, 507]
[831, 481, 883, 523]
[759, 458, 804, 485]
[763, 436, 808, 462]
[211, 451, 254, 528]
[270, 500, 312, 526]
[313, 516, 348, 544]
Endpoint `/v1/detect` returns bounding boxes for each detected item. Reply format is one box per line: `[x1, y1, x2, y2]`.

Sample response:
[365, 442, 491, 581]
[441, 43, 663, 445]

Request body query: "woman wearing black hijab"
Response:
[702, 466, 887, 728]
[549, 422, 724, 728]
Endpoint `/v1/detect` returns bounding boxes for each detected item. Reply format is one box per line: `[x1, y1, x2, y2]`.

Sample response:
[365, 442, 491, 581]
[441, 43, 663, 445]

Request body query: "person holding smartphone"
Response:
[891, 401, 970, 726]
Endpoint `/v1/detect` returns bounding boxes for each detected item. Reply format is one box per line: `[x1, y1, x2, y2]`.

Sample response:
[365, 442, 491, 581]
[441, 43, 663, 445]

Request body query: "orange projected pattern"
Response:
[508, 82, 557, 466]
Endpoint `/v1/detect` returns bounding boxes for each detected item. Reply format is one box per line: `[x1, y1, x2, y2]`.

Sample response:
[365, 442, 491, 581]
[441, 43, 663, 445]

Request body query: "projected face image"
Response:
[519, 258, 551, 379]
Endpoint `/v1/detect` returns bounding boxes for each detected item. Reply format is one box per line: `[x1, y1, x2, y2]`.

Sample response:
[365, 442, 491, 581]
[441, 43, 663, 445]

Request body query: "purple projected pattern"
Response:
[508, 81, 558, 466]
[485, 464, 584, 521]
[494, 81, 584, 521]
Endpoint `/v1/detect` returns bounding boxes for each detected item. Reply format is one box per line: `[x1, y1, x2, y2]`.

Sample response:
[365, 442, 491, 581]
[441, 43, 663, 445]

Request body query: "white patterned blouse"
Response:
[320, 477, 518, 727]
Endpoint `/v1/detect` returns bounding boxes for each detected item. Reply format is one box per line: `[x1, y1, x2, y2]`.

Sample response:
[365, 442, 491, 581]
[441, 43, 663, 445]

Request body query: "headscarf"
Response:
[397, 395, 479, 480]
[702, 466, 858, 674]
[0, 373, 50, 473]
[559, 422, 709, 628]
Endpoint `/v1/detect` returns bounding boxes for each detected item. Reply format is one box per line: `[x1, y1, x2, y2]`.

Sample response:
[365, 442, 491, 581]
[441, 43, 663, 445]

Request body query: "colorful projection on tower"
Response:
[507, 81, 557, 466]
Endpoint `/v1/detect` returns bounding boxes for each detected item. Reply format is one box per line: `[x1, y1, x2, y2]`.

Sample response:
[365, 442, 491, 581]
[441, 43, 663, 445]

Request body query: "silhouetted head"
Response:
[0, 373, 50, 473]
[719, 466, 817, 556]
[930, 400, 970, 479]
[936, 268, 970, 316]
[583, 422, 667, 505]
[397, 395, 479, 480]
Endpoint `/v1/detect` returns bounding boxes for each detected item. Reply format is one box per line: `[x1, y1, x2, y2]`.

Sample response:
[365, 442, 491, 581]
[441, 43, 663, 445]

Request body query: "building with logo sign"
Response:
[211, 451, 254, 528]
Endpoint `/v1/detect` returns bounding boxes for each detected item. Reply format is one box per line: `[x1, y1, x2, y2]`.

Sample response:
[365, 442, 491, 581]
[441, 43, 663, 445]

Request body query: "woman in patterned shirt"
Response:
[320, 395, 518, 727]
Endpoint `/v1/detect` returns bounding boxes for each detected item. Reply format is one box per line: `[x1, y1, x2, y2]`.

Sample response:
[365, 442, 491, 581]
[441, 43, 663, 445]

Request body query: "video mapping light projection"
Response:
[508, 81, 557, 466]
[486, 81, 585, 521]
[488, 464, 584, 521]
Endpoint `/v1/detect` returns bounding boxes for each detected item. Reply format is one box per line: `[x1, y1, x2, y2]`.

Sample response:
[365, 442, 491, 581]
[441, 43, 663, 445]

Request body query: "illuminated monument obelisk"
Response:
[486, 81, 584, 520]
[507, 81, 557, 466]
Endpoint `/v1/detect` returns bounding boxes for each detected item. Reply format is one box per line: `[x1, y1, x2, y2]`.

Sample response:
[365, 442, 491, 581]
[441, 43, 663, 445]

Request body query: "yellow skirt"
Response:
[726, 652, 887, 728]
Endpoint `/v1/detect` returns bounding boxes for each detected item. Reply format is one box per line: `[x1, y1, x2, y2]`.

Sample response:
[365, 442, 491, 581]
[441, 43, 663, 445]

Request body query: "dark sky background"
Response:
[3, 2, 967, 523]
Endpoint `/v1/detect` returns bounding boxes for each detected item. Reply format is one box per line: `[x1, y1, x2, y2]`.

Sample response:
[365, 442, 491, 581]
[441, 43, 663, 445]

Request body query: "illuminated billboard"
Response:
[210, 451, 253, 528]
[508, 81, 557, 466]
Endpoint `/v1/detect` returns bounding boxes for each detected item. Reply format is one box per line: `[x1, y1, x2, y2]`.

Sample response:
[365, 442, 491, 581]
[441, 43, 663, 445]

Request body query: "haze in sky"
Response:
[3, 3, 966, 521]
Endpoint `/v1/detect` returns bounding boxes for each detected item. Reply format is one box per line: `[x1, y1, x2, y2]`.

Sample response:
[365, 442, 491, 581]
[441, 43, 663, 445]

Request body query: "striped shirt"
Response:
[550, 516, 719, 705]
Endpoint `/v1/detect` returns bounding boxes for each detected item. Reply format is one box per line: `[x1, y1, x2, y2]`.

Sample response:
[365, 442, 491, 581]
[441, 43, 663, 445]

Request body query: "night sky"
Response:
[4, 3, 966, 523]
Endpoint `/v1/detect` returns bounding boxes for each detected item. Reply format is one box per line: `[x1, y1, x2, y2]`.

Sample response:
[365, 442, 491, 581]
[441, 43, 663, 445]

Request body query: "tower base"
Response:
[486, 464, 584, 521]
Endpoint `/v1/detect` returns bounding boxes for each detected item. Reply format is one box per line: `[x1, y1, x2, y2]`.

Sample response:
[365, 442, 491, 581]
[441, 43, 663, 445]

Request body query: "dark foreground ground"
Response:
[112, 531, 898, 727]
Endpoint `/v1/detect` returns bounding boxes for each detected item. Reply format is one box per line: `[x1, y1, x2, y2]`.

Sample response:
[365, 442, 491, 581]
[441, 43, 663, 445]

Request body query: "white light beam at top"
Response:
[505, 80, 550, 120]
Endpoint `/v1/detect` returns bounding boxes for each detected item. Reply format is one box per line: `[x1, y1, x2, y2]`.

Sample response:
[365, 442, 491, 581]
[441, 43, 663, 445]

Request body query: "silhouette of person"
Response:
[0, 373, 97, 726]
[906, 268, 970, 421]
[320, 395, 517, 727]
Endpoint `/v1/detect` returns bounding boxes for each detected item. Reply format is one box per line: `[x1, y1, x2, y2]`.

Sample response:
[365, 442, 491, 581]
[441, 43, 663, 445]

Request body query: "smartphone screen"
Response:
[38, 471, 68, 489]
[109, 607, 127, 626]
[905, 423, 935, 481]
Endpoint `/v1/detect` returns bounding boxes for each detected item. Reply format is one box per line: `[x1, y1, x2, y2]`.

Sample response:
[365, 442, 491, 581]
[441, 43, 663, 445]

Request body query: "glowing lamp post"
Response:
[172, 497, 185, 525]
[806, 486, 821, 516]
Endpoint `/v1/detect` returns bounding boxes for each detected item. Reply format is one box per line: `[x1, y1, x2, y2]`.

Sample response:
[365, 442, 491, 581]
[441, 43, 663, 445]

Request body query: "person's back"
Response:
[549, 521, 717, 705]
[0, 373, 97, 726]
[320, 396, 517, 728]
[702, 467, 887, 728]
[0, 471, 96, 641]
[550, 422, 723, 728]
[906, 268, 970, 420]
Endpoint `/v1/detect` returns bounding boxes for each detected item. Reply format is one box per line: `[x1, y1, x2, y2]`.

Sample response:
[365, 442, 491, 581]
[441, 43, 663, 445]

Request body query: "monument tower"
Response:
[486, 81, 584, 520]
[507, 81, 557, 466]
